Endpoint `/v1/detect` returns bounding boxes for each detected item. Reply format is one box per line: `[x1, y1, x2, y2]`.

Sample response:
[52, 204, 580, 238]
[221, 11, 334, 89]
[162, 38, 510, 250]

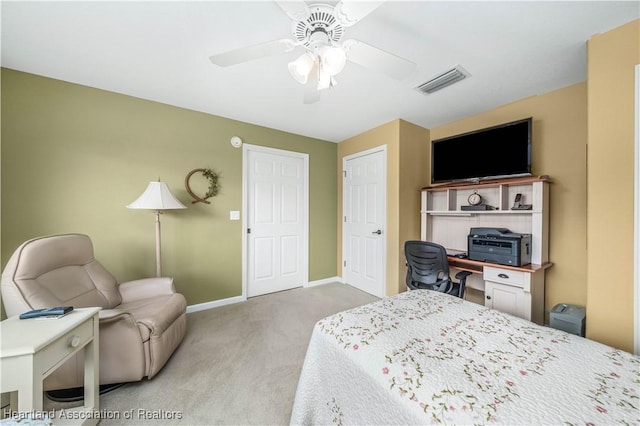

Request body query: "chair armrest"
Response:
[454, 270, 472, 284]
[98, 309, 143, 341]
[119, 277, 175, 303]
[97, 309, 147, 381]
[454, 271, 473, 298]
[99, 308, 138, 326]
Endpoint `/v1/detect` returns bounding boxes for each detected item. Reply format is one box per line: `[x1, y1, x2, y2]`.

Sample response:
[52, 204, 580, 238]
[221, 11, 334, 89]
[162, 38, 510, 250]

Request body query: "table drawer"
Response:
[484, 266, 528, 289]
[41, 318, 94, 374]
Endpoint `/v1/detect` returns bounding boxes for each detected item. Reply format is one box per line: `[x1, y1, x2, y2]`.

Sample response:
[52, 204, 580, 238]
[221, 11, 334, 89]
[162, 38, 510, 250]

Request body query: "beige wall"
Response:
[398, 121, 430, 291]
[586, 19, 639, 352]
[336, 119, 429, 296]
[338, 83, 588, 314]
[1, 69, 338, 309]
[430, 83, 589, 321]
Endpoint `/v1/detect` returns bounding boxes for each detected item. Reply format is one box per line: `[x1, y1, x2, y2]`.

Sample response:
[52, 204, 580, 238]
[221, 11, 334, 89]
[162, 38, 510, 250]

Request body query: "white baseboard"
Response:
[308, 276, 342, 287]
[186, 278, 344, 314]
[186, 295, 246, 314]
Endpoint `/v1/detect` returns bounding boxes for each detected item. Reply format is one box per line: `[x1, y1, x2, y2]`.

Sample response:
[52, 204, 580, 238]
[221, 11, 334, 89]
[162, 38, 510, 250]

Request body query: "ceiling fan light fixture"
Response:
[319, 45, 346, 76]
[288, 52, 316, 84]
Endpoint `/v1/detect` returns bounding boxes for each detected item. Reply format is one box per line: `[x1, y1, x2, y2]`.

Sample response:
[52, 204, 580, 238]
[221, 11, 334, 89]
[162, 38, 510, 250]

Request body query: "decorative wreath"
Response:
[185, 168, 220, 204]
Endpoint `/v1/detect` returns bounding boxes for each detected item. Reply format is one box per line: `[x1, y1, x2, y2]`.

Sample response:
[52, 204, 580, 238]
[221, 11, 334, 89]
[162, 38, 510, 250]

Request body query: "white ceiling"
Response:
[2, 1, 638, 142]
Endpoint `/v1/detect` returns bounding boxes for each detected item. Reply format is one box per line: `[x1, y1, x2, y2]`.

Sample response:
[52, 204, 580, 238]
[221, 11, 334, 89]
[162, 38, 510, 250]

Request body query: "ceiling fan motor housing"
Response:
[292, 4, 344, 49]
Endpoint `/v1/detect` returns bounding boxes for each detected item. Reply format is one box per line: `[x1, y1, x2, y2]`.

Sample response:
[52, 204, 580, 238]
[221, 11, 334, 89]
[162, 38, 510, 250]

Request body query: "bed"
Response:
[290, 290, 639, 425]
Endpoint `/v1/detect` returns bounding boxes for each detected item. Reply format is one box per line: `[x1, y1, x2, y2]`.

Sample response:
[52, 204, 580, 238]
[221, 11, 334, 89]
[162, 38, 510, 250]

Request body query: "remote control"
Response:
[19, 306, 74, 319]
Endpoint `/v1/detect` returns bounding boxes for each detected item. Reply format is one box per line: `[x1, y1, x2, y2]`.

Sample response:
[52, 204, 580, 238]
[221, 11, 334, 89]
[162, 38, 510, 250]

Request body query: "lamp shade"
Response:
[319, 46, 346, 76]
[126, 181, 186, 210]
[288, 52, 316, 84]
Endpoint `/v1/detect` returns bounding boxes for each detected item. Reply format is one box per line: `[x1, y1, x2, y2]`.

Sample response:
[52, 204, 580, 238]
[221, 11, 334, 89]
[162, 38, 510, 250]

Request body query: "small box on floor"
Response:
[549, 303, 586, 336]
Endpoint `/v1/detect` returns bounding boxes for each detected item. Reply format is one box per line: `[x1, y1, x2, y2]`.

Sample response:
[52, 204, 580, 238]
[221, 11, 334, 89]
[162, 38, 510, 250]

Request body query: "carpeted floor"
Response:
[44, 283, 379, 425]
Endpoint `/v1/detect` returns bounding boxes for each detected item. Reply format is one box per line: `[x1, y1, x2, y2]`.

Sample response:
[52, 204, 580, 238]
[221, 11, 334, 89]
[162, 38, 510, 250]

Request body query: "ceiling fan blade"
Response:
[274, 0, 310, 21]
[343, 39, 416, 80]
[334, 1, 385, 27]
[210, 39, 296, 67]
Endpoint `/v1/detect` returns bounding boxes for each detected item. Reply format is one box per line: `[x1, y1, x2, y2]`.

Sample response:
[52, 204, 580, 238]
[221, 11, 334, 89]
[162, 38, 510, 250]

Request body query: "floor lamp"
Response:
[127, 180, 186, 277]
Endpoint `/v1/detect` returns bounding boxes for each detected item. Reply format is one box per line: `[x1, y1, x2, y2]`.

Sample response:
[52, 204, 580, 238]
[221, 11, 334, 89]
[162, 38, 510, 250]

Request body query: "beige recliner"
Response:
[1, 233, 187, 391]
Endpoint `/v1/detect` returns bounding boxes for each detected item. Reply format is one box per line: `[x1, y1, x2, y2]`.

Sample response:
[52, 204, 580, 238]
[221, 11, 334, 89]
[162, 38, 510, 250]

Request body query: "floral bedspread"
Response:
[290, 290, 639, 425]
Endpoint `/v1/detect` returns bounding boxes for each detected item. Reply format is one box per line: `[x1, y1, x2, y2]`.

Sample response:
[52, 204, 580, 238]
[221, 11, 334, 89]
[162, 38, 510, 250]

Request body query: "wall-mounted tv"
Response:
[431, 117, 532, 184]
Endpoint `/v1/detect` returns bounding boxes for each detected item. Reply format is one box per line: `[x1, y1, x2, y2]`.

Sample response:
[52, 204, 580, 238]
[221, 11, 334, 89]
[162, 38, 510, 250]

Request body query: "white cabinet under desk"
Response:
[420, 176, 552, 324]
[446, 257, 550, 324]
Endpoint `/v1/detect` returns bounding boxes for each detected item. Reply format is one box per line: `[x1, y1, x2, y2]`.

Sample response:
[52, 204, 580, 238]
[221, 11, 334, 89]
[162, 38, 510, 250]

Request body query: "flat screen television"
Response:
[431, 117, 532, 184]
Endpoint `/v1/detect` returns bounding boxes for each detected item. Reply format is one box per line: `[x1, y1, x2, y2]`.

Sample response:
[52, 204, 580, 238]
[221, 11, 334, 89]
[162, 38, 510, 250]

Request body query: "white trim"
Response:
[187, 278, 343, 313]
[342, 145, 388, 298]
[308, 276, 342, 287]
[186, 295, 246, 314]
[634, 64, 639, 356]
[242, 144, 310, 298]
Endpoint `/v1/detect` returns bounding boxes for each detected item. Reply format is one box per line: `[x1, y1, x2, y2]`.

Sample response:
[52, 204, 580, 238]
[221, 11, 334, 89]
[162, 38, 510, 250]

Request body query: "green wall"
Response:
[1, 68, 337, 306]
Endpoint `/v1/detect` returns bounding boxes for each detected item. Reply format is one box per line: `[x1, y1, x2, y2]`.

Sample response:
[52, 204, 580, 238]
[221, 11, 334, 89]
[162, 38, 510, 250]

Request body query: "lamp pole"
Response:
[155, 210, 162, 277]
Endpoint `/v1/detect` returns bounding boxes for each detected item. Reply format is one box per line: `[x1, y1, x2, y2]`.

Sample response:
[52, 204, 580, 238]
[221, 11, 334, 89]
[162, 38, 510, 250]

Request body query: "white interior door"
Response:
[342, 146, 386, 297]
[245, 146, 308, 297]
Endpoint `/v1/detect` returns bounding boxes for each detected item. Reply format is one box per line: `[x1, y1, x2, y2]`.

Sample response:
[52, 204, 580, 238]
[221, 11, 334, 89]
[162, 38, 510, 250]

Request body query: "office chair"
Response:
[404, 240, 472, 298]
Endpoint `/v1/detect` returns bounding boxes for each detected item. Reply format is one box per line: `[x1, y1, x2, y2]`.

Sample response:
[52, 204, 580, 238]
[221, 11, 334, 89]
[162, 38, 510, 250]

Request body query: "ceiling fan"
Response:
[209, 0, 416, 103]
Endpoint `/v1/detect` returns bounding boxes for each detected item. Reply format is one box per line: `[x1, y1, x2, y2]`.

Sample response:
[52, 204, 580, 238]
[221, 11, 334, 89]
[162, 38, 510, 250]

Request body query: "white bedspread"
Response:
[290, 290, 639, 425]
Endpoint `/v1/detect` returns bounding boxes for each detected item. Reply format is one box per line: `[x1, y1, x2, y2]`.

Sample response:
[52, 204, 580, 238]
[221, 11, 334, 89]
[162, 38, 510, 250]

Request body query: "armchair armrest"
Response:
[119, 277, 175, 303]
[97, 308, 147, 382]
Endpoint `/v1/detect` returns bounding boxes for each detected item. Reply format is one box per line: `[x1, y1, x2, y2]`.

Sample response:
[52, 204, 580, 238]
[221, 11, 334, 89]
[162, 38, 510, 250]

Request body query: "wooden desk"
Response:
[0, 307, 100, 425]
[446, 253, 552, 325]
[447, 252, 552, 274]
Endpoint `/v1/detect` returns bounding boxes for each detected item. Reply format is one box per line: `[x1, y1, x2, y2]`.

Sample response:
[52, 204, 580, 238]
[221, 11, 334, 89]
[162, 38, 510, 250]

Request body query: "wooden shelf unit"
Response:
[420, 176, 551, 324]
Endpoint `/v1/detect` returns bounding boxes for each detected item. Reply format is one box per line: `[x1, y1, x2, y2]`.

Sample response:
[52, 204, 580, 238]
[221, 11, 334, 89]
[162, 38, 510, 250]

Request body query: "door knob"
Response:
[372, 230, 382, 235]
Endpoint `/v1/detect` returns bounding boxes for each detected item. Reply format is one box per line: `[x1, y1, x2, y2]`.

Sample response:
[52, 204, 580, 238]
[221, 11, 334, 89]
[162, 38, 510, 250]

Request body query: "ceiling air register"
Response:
[416, 65, 469, 94]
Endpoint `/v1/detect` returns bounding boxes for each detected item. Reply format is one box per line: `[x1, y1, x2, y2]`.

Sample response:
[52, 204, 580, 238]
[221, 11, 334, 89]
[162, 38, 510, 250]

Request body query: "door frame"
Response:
[242, 144, 309, 298]
[341, 145, 387, 298]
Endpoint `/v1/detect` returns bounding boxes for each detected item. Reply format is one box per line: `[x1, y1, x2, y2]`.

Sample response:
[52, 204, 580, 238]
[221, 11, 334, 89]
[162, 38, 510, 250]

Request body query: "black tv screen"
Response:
[431, 118, 532, 184]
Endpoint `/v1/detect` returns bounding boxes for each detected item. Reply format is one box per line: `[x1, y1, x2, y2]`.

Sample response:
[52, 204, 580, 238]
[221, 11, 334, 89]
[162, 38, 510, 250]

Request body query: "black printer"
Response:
[468, 227, 532, 267]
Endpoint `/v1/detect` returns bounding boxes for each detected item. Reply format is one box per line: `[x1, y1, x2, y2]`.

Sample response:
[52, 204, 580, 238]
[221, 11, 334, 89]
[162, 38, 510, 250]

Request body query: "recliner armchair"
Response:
[1, 233, 187, 391]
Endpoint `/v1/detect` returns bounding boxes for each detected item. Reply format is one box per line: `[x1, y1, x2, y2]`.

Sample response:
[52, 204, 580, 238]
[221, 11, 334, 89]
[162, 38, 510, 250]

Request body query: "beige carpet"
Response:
[45, 283, 379, 425]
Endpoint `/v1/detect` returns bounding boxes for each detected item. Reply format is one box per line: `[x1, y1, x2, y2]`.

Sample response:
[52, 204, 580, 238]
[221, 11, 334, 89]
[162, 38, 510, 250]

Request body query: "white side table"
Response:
[0, 307, 100, 425]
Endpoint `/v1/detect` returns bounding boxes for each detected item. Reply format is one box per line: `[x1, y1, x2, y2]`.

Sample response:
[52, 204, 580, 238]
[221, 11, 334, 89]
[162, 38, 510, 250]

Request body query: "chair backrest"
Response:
[404, 240, 451, 291]
[1, 234, 122, 317]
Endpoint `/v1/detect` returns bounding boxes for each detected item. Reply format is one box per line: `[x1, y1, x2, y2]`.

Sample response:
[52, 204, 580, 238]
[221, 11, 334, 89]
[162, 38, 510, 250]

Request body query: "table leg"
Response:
[83, 329, 99, 411]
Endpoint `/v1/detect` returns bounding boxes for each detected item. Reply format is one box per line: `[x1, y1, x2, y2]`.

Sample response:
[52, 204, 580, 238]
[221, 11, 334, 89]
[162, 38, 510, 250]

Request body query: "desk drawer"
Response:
[41, 318, 94, 374]
[484, 266, 528, 289]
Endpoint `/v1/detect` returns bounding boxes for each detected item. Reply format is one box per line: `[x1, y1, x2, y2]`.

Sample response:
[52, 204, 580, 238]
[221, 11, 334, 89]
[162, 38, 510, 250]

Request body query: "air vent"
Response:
[415, 65, 470, 94]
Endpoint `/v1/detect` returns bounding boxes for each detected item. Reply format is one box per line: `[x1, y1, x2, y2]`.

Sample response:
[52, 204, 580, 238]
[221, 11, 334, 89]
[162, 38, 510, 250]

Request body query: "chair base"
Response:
[45, 383, 126, 402]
